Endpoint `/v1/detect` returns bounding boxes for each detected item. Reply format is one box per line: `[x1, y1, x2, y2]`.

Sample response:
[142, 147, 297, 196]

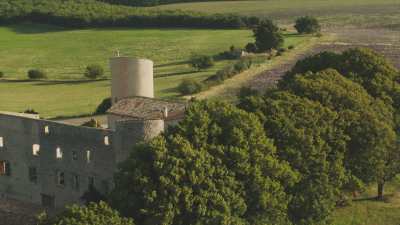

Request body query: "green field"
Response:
[0, 23, 309, 118]
[332, 179, 400, 225]
[156, 0, 400, 28]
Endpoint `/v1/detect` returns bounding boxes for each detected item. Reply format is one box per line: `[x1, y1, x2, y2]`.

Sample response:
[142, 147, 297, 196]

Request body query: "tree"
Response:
[28, 69, 47, 79]
[110, 101, 298, 225]
[177, 79, 203, 95]
[294, 16, 321, 34]
[189, 54, 214, 71]
[37, 201, 134, 225]
[279, 69, 398, 200]
[94, 97, 112, 115]
[239, 90, 347, 225]
[252, 19, 284, 52]
[84, 64, 104, 79]
[245, 42, 257, 53]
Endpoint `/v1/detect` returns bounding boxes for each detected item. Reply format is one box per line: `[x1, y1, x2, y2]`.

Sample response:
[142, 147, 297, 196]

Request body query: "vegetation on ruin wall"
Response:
[0, 0, 258, 28]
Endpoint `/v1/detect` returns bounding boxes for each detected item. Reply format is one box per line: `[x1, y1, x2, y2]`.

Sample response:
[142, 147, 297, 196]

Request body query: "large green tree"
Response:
[110, 101, 298, 225]
[279, 69, 398, 199]
[252, 19, 284, 52]
[239, 90, 347, 225]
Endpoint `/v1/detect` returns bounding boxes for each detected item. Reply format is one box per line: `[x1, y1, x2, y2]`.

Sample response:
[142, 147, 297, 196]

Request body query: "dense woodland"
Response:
[0, 0, 257, 28]
[97, 0, 230, 7]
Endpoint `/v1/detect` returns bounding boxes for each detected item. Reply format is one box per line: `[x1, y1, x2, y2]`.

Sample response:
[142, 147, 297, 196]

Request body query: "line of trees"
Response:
[97, 0, 230, 7]
[0, 0, 260, 28]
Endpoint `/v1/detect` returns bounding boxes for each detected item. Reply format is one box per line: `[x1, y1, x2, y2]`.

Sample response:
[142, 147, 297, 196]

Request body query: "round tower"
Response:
[109, 57, 154, 104]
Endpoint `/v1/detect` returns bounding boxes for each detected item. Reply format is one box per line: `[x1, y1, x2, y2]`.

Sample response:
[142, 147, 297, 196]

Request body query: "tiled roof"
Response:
[107, 96, 187, 120]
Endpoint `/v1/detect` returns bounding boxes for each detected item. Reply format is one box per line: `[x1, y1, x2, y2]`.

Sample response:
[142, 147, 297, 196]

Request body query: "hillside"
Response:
[156, 0, 400, 28]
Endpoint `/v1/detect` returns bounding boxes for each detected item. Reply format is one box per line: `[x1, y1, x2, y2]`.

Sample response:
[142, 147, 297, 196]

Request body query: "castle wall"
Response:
[0, 113, 163, 208]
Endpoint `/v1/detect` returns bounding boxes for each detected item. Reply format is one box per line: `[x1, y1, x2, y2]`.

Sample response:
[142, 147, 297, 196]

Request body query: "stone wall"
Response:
[0, 113, 164, 208]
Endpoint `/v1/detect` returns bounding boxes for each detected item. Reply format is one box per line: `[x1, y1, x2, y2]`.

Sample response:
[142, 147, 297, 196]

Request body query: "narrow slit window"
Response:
[0, 137, 4, 148]
[57, 171, 65, 186]
[32, 144, 40, 156]
[104, 136, 110, 146]
[29, 167, 38, 183]
[86, 150, 91, 163]
[0, 161, 11, 176]
[72, 151, 78, 161]
[56, 147, 63, 159]
[73, 175, 79, 190]
[44, 126, 50, 135]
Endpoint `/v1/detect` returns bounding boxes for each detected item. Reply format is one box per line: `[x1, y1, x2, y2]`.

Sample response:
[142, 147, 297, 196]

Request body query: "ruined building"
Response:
[0, 57, 186, 208]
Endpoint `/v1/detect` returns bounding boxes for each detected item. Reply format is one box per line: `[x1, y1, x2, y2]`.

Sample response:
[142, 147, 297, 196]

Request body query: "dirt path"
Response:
[193, 35, 334, 100]
[193, 28, 400, 100]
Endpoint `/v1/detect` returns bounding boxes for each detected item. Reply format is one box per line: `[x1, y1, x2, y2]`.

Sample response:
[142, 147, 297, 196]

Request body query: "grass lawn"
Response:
[332, 178, 400, 225]
[156, 0, 400, 28]
[0, 23, 310, 118]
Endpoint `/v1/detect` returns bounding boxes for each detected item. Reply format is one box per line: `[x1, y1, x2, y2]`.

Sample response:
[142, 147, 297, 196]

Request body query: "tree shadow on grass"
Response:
[9, 23, 74, 34]
[155, 70, 198, 78]
[155, 60, 188, 68]
[33, 79, 109, 86]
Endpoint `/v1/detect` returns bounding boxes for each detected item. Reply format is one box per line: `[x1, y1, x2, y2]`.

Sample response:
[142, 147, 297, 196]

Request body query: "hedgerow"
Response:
[0, 0, 260, 29]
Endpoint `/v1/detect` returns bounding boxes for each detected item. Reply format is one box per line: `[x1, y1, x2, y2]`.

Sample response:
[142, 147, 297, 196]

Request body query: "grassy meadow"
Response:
[0, 23, 310, 118]
[332, 178, 400, 225]
[156, 0, 400, 28]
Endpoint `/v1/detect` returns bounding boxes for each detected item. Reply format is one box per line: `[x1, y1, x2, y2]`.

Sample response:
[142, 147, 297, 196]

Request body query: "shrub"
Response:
[177, 79, 203, 95]
[85, 64, 104, 79]
[234, 58, 252, 72]
[294, 16, 321, 34]
[288, 45, 295, 50]
[28, 69, 47, 79]
[245, 42, 258, 53]
[24, 109, 39, 114]
[81, 119, 102, 128]
[0, 71, 3, 78]
[189, 55, 214, 71]
[95, 97, 112, 114]
[215, 65, 236, 80]
[37, 201, 134, 225]
[253, 19, 284, 52]
[217, 45, 242, 60]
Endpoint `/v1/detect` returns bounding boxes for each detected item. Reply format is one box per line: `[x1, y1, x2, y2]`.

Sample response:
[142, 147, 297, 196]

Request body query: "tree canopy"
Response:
[110, 101, 298, 225]
[37, 201, 134, 225]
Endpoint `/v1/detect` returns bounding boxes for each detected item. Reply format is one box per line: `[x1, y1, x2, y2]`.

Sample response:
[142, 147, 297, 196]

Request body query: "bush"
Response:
[37, 201, 134, 225]
[28, 69, 47, 79]
[95, 97, 112, 115]
[0, 71, 3, 78]
[217, 45, 242, 60]
[85, 64, 104, 79]
[294, 16, 321, 34]
[234, 58, 252, 72]
[81, 119, 102, 128]
[177, 79, 203, 95]
[24, 109, 39, 114]
[245, 42, 258, 53]
[288, 45, 295, 50]
[189, 55, 214, 71]
[215, 65, 236, 80]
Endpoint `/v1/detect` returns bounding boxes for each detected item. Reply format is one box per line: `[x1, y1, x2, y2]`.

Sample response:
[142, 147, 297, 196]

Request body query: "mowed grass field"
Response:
[0, 23, 310, 118]
[156, 0, 400, 28]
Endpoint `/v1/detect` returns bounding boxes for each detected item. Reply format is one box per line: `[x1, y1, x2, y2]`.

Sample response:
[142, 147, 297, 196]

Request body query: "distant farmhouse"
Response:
[0, 57, 186, 208]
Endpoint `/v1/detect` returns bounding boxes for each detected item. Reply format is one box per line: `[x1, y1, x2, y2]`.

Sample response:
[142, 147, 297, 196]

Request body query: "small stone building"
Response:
[0, 57, 186, 208]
